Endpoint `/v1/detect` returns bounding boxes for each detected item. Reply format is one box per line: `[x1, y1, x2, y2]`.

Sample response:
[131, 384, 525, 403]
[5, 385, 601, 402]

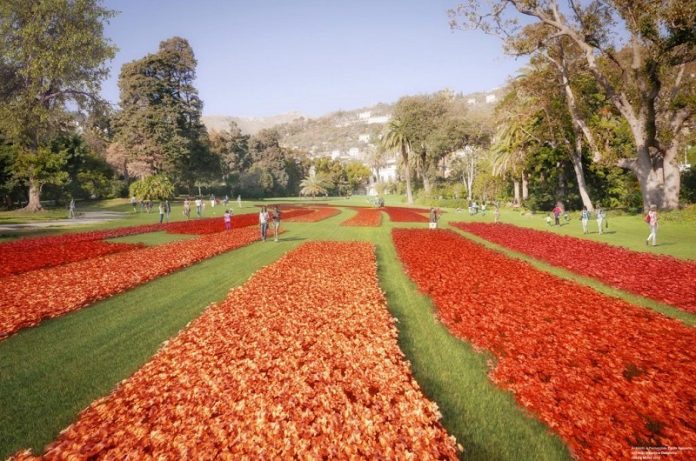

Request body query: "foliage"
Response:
[112, 37, 212, 186]
[128, 175, 174, 201]
[344, 161, 371, 192]
[299, 169, 332, 198]
[0, 0, 116, 210]
[449, 0, 696, 210]
[681, 169, 696, 204]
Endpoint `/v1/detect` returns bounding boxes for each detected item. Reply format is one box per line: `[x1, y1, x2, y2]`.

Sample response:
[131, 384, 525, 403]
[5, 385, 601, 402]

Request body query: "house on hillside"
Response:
[368, 156, 398, 196]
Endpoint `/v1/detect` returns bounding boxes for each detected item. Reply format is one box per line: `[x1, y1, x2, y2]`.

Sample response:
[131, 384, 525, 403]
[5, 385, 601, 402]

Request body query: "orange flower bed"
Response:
[454, 222, 696, 313]
[13, 242, 459, 459]
[340, 207, 383, 227]
[284, 207, 340, 222]
[393, 229, 696, 460]
[0, 240, 143, 278]
[0, 227, 260, 340]
[383, 206, 429, 223]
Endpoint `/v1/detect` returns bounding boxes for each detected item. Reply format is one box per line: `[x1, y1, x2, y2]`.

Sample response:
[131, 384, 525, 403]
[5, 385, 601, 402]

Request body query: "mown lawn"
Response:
[1, 199, 694, 459]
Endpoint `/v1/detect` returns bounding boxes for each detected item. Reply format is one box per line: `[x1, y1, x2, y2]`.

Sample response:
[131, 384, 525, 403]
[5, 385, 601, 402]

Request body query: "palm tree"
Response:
[490, 116, 535, 205]
[382, 118, 414, 204]
[299, 169, 332, 199]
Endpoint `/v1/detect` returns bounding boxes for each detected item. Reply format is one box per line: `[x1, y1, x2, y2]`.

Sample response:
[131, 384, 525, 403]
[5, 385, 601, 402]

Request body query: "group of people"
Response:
[258, 205, 281, 241]
[130, 196, 156, 213]
[566, 202, 659, 245]
[578, 205, 606, 234]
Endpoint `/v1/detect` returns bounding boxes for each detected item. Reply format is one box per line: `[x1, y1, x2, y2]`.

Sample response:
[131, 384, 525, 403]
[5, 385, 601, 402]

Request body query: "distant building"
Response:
[467, 98, 477, 105]
[358, 111, 371, 120]
[485, 94, 497, 104]
[358, 134, 370, 143]
[348, 147, 361, 158]
[366, 115, 390, 124]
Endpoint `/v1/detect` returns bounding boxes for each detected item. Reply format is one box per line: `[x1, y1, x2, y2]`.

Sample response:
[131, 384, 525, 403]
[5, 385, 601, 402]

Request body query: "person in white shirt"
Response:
[645, 204, 658, 246]
[195, 198, 202, 218]
[259, 206, 269, 241]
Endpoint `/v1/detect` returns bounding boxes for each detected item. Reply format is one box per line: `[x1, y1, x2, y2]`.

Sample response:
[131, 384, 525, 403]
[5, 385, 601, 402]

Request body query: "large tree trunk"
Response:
[422, 173, 432, 195]
[521, 171, 529, 201]
[402, 145, 413, 204]
[513, 179, 521, 205]
[570, 135, 595, 211]
[662, 145, 681, 210]
[624, 124, 681, 211]
[24, 180, 43, 212]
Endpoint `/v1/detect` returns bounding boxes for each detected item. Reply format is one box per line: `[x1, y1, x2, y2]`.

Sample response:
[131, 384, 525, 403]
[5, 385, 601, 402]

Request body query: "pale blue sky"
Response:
[102, 0, 526, 117]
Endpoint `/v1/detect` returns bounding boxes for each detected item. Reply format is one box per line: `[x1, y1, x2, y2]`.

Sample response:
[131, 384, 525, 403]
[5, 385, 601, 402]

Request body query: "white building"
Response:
[485, 94, 497, 104]
[358, 111, 371, 120]
[366, 115, 390, 124]
[467, 98, 477, 105]
[358, 133, 370, 143]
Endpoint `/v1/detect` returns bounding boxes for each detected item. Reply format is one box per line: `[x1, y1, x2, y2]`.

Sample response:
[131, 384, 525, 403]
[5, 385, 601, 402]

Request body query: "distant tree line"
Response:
[0, 1, 372, 210]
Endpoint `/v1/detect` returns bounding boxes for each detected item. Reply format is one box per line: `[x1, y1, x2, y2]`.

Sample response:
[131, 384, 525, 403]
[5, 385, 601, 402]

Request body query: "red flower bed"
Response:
[383, 206, 429, 223]
[0, 224, 166, 276]
[0, 227, 261, 340]
[284, 207, 340, 222]
[0, 240, 143, 278]
[341, 207, 383, 227]
[453, 222, 696, 313]
[13, 242, 458, 459]
[393, 229, 696, 460]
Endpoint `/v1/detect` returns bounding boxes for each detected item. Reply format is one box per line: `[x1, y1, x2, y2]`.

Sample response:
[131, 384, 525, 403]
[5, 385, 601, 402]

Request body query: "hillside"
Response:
[202, 88, 502, 161]
[202, 112, 304, 135]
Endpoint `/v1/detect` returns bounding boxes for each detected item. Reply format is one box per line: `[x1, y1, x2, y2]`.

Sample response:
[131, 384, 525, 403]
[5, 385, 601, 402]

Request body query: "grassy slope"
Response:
[0, 206, 572, 460]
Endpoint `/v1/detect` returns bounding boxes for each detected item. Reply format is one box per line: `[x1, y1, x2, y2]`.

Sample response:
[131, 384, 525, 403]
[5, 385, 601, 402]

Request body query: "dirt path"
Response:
[0, 211, 127, 232]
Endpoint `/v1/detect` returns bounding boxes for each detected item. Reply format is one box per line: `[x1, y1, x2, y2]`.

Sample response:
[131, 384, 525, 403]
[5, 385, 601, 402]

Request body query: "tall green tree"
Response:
[247, 128, 291, 196]
[299, 169, 332, 198]
[0, 0, 116, 211]
[382, 118, 414, 204]
[113, 37, 210, 187]
[209, 120, 250, 187]
[450, 0, 696, 210]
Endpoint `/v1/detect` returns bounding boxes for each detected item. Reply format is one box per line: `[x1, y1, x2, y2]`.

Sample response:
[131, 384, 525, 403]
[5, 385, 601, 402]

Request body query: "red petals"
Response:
[284, 207, 340, 222]
[0, 240, 142, 277]
[0, 224, 165, 276]
[393, 228, 696, 460]
[13, 242, 458, 459]
[0, 227, 261, 340]
[383, 206, 430, 223]
[453, 222, 696, 313]
[340, 207, 383, 227]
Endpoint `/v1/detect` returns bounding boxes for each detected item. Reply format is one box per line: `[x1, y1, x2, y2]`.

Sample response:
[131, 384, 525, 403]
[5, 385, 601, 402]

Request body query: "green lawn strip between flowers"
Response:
[2, 205, 570, 460]
[446, 224, 696, 328]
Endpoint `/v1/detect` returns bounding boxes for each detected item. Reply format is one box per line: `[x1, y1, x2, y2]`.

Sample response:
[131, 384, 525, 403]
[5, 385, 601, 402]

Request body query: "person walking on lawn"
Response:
[164, 200, 171, 223]
[272, 205, 281, 241]
[552, 204, 562, 226]
[595, 204, 605, 235]
[581, 206, 590, 234]
[224, 209, 232, 231]
[259, 206, 269, 241]
[645, 205, 658, 246]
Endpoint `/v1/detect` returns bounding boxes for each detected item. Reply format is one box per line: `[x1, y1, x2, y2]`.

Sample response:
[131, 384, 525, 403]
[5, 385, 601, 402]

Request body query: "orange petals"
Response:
[13, 242, 459, 459]
[393, 228, 696, 461]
